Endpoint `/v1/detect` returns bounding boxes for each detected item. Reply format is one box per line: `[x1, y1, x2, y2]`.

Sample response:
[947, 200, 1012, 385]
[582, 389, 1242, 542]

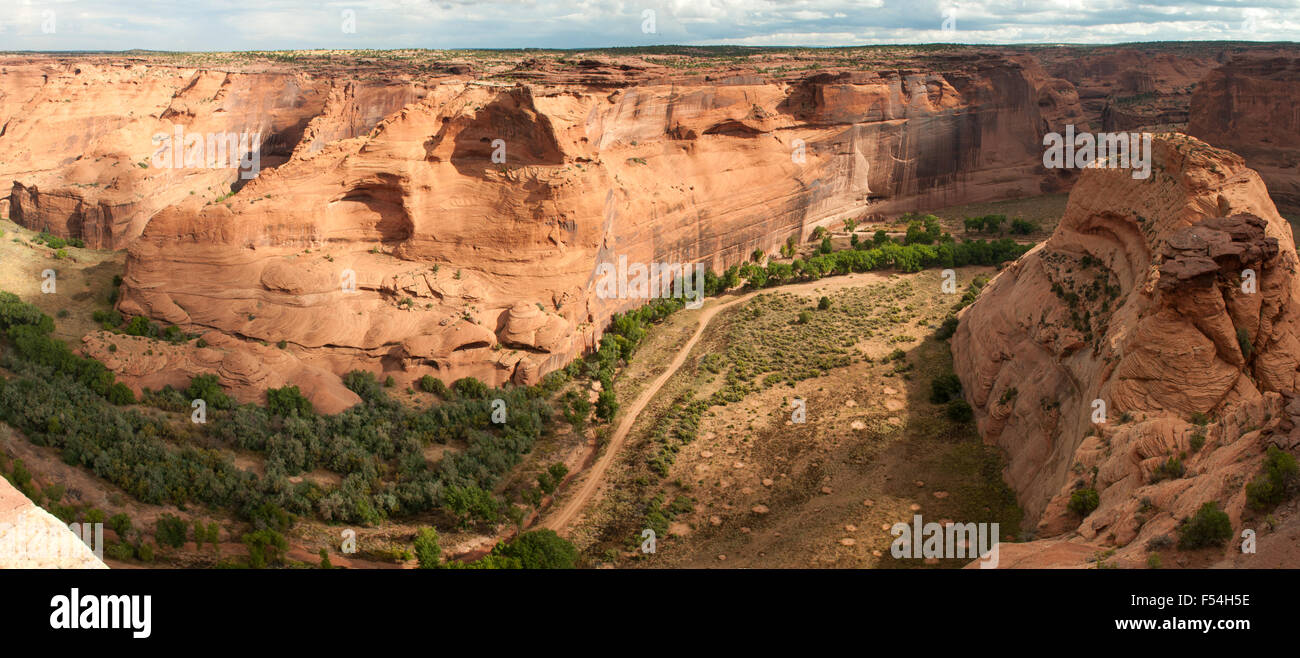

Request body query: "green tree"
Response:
[155, 513, 188, 549]
[243, 529, 288, 568]
[452, 377, 489, 399]
[108, 513, 132, 539]
[419, 374, 449, 397]
[497, 529, 578, 569]
[929, 373, 962, 404]
[1176, 501, 1232, 550]
[1246, 445, 1298, 510]
[413, 527, 442, 569]
[945, 399, 973, 423]
[1068, 488, 1100, 516]
[266, 385, 313, 417]
[596, 389, 618, 421]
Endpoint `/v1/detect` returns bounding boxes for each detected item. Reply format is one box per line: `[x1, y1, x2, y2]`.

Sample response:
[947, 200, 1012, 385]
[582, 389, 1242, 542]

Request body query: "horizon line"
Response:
[3, 39, 1298, 56]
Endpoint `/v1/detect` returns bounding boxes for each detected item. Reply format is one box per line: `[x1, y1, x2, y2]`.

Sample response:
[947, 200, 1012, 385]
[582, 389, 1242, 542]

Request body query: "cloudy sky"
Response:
[0, 0, 1296, 51]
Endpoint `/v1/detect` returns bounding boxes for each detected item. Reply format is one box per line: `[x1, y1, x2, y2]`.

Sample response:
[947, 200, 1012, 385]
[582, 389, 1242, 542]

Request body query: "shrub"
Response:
[496, 529, 577, 569]
[452, 377, 489, 399]
[413, 527, 442, 569]
[106, 542, 135, 561]
[596, 389, 618, 421]
[1068, 488, 1100, 516]
[418, 374, 449, 397]
[537, 470, 558, 494]
[242, 529, 288, 568]
[1176, 501, 1232, 550]
[818, 296, 831, 310]
[930, 373, 962, 404]
[107, 513, 132, 539]
[155, 513, 188, 548]
[1245, 445, 1299, 510]
[266, 385, 313, 417]
[1151, 456, 1185, 483]
[122, 315, 154, 337]
[444, 485, 500, 526]
[548, 462, 569, 484]
[1189, 431, 1206, 453]
[945, 399, 973, 423]
[1010, 219, 1038, 235]
[107, 382, 136, 405]
[187, 373, 234, 410]
[562, 390, 591, 427]
[934, 316, 959, 340]
[341, 370, 385, 403]
[1237, 327, 1253, 360]
[797, 310, 812, 324]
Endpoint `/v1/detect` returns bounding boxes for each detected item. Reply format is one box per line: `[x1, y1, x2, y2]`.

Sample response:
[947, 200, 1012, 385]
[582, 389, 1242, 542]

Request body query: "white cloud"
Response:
[0, 0, 1294, 50]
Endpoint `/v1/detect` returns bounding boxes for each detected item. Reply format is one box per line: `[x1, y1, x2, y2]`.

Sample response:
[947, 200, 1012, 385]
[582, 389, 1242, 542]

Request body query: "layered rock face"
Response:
[953, 134, 1300, 563]
[0, 56, 421, 248]
[1189, 56, 1300, 215]
[1035, 46, 1222, 131]
[101, 54, 1080, 402]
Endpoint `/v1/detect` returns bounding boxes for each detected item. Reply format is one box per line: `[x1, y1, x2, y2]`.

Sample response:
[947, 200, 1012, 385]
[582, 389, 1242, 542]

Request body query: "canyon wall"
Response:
[0, 56, 422, 248]
[953, 134, 1300, 563]
[74, 54, 1080, 406]
[1189, 56, 1300, 215]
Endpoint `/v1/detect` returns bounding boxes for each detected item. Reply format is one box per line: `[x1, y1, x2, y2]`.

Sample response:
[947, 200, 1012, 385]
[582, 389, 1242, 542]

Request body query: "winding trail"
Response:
[542, 291, 758, 533]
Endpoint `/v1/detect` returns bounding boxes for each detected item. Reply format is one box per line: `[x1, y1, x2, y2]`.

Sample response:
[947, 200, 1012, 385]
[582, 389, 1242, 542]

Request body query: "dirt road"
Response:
[542, 292, 757, 533]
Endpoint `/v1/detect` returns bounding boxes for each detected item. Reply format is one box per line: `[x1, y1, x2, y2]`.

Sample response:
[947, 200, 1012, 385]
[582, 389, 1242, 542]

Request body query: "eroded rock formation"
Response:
[1189, 56, 1300, 214]
[953, 133, 1300, 564]
[100, 53, 1083, 402]
[0, 56, 421, 248]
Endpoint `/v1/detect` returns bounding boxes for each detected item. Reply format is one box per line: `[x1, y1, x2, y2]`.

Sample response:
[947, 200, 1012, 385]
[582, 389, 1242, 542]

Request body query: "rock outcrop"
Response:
[0, 476, 106, 569]
[1189, 56, 1300, 215]
[104, 53, 1082, 399]
[953, 133, 1300, 565]
[0, 56, 422, 248]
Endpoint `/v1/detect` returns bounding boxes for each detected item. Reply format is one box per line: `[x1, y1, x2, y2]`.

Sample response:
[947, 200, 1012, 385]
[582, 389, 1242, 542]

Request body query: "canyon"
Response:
[1, 45, 1298, 569]
[7, 48, 1088, 405]
[7, 44, 1291, 407]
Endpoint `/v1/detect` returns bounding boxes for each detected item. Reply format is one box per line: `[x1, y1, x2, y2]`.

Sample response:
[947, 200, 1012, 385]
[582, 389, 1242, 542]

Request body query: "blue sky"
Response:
[1, 0, 1296, 51]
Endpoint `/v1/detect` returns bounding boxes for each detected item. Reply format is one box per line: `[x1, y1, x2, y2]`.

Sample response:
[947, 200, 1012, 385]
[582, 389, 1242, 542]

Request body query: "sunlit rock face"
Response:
[1189, 56, 1300, 215]
[20, 52, 1074, 405]
[953, 134, 1300, 565]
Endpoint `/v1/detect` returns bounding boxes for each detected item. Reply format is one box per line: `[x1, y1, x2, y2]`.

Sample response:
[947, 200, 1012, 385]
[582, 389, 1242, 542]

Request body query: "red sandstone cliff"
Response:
[80, 53, 1081, 405]
[0, 56, 421, 248]
[1189, 56, 1300, 215]
[953, 134, 1300, 565]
